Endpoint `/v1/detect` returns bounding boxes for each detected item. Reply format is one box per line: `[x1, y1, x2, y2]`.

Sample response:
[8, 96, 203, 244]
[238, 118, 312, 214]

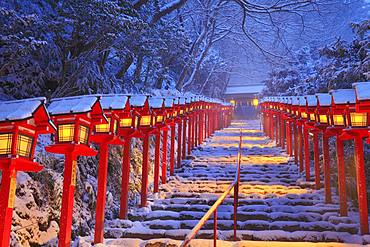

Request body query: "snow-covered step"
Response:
[106, 120, 362, 244]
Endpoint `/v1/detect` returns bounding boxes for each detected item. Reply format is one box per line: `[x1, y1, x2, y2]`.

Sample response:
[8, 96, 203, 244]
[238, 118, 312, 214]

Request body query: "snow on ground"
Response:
[77, 120, 370, 246]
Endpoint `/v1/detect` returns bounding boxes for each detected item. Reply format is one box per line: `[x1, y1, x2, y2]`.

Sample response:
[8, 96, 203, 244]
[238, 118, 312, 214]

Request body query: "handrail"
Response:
[180, 129, 243, 247]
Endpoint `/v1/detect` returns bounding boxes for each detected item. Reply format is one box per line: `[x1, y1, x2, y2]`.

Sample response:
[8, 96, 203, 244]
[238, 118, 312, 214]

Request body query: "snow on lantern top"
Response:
[330, 89, 356, 104]
[149, 97, 165, 109]
[316, 93, 331, 107]
[353, 82, 370, 101]
[48, 95, 103, 115]
[100, 94, 129, 110]
[305, 95, 317, 107]
[129, 95, 149, 108]
[0, 97, 48, 122]
[164, 98, 175, 108]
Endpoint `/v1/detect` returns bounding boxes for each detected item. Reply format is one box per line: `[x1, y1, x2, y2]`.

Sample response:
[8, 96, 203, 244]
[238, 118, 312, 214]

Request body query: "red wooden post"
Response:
[140, 133, 150, 207]
[182, 117, 187, 159]
[313, 132, 320, 189]
[199, 111, 204, 144]
[187, 115, 191, 155]
[59, 152, 78, 247]
[304, 127, 310, 181]
[162, 129, 168, 184]
[322, 135, 332, 203]
[170, 125, 175, 175]
[280, 117, 285, 149]
[354, 135, 369, 234]
[286, 121, 292, 156]
[0, 168, 17, 247]
[276, 115, 280, 146]
[336, 137, 347, 216]
[177, 121, 182, 168]
[298, 125, 304, 172]
[154, 131, 161, 193]
[293, 124, 298, 165]
[94, 143, 109, 244]
[191, 114, 195, 149]
[119, 138, 131, 219]
[270, 114, 274, 140]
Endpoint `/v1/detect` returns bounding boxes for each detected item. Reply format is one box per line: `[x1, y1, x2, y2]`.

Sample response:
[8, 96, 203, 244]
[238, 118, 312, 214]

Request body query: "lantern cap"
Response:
[353, 82, 370, 101]
[149, 97, 165, 109]
[315, 93, 331, 107]
[305, 95, 317, 107]
[292, 96, 304, 106]
[129, 95, 149, 107]
[164, 98, 175, 108]
[330, 89, 356, 104]
[48, 94, 102, 115]
[0, 97, 47, 122]
[100, 94, 129, 110]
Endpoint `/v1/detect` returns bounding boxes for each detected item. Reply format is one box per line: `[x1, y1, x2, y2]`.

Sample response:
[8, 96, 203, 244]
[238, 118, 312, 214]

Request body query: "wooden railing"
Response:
[180, 129, 243, 247]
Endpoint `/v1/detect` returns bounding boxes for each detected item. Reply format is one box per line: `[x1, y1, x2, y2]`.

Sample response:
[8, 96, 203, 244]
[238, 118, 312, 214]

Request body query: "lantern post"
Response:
[164, 98, 176, 177]
[0, 98, 55, 247]
[175, 97, 186, 168]
[303, 95, 320, 188]
[314, 93, 333, 204]
[327, 89, 356, 217]
[130, 95, 155, 207]
[90, 95, 129, 243]
[117, 95, 139, 219]
[290, 97, 300, 165]
[340, 82, 370, 234]
[46, 95, 106, 247]
[149, 97, 167, 193]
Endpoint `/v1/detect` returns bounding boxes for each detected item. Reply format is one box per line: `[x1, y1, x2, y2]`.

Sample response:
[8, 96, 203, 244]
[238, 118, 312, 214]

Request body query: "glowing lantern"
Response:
[89, 94, 129, 244]
[46, 95, 106, 247]
[340, 82, 370, 235]
[315, 93, 333, 204]
[252, 98, 259, 107]
[327, 89, 356, 218]
[0, 98, 55, 247]
[129, 95, 155, 208]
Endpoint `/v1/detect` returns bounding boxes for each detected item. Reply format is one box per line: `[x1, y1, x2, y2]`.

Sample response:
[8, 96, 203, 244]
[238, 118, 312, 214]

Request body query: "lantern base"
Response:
[45, 143, 97, 156]
[0, 158, 43, 173]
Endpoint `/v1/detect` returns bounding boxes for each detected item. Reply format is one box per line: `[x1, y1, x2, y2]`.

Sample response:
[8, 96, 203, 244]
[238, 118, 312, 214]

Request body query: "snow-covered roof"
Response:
[149, 97, 164, 108]
[0, 97, 47, 122]
[305, 95, 317, 107]
[292, 96, 302, 105]
[353, 82, 370, 101]
[129, 95, 148, 107]
[48, 95, 100, 115]
[330, 89, 356, 104]
[164, 98, 175, 108]
[179, 97, 186, 105]
[224, 84, 265, 95]
[315, 93, 331, 107]
[100, 94, 128, 110]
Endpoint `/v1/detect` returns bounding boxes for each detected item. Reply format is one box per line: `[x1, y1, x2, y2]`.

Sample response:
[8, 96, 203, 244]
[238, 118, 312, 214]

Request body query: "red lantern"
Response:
[129, 95, 155, 207]
[46, 95, 106, 247]
[314, 93, 333, 204]
[0, 98, 55, 247]
[149, 97, 166, 193]
[116, 95, 138, 219]
[89, 94, 129, 244]
[341, 83, 370, 235]
[327, 89, 356, 218]
[174, 97, 186, 168]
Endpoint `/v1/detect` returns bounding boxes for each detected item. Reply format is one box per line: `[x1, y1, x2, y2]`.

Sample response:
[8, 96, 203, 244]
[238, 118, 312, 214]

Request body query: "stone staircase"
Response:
[102, 120, 366, 244]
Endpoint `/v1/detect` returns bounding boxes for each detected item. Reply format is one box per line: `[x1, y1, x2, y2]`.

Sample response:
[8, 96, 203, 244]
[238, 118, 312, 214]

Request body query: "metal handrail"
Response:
[181, 129, 243, 247]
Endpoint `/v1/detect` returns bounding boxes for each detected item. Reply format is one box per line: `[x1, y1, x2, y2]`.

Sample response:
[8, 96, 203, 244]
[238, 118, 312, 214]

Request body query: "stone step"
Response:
[104, 228, 363, 243]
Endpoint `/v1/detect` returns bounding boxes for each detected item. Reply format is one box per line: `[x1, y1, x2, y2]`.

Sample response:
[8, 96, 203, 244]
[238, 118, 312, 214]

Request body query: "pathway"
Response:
[79, 120, 368, 246]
